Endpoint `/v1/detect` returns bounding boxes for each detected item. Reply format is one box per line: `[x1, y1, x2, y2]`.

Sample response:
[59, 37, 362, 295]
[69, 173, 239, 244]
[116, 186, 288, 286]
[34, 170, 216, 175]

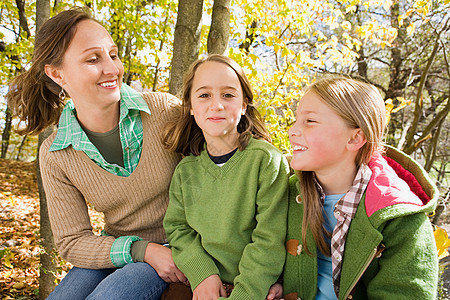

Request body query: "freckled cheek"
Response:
[305, 132, 331, 151]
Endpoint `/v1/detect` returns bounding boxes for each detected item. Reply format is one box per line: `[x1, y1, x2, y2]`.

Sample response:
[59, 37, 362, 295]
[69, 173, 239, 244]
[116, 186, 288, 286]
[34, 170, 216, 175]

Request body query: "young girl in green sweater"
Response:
[162, 54, 289, 299]
[271, 76, 438, 299]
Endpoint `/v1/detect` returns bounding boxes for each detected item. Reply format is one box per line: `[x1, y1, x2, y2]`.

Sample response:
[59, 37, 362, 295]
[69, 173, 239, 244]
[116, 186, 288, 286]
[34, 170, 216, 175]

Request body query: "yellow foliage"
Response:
[341, 20, 352, 31]
[382, 0, 393, 11]
[434, 226, 450, 259]
[385, 97, 411, 123]
[385, 98, 394, 124]
[398, 14, 406, 27]
[407, 23, 416, 36]
[1, 249, 15, 268]
[391, 97, 411, 113]
[346, 5, 357, 13]
[313, 30, 327, 41]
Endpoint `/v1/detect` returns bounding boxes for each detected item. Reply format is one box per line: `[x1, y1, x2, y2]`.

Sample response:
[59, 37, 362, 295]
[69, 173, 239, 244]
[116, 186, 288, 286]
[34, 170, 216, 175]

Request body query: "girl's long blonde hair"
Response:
[300, 76, 386, 256]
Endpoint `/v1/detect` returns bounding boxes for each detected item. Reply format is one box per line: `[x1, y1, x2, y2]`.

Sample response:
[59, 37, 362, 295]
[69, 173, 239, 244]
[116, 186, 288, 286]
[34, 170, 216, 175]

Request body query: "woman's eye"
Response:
[224, 93, 234, 98]
[110, 54, 118, 60]
[306, 119, 316, 123]
[87, 57, 98, 63]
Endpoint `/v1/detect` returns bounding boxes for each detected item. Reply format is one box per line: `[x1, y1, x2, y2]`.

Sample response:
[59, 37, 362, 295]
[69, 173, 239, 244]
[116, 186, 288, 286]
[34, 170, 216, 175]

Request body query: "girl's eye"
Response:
[224, 93, 234, 98]
[306, 119, 316, 124]
[199, 93, 209, 98]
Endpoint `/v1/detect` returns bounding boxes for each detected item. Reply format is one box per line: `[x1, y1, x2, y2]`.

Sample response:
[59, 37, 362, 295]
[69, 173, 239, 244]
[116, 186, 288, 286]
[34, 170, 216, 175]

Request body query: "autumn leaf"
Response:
[0, 249, 15, 268]
[434, 226, 450, 259]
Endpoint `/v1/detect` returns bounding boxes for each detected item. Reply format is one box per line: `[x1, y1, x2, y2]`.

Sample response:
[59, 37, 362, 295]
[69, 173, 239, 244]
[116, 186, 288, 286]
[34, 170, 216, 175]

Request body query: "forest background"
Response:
[0, 0, 449, 299]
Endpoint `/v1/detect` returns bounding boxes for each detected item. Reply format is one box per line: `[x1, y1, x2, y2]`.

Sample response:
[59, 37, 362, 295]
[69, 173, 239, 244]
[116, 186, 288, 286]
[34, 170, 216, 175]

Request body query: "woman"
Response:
[7, 7, 186, 299]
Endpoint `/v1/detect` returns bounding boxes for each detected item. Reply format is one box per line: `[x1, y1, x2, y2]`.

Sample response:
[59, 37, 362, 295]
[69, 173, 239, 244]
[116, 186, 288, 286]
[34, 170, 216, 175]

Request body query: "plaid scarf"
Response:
[314, 164, 372, 297]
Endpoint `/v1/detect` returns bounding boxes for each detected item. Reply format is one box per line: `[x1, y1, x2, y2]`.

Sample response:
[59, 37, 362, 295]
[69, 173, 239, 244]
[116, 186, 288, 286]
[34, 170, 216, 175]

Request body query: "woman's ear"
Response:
[44, 64, 65, 86]
[347, 128, 367, 152]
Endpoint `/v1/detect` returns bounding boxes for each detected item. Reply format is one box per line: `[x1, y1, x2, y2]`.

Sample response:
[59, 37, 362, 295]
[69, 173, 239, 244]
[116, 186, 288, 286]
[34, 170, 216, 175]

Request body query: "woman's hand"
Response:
[144, 243, 187, 283]
[193, 274, 227, 300]
[266, 283, 284, 300]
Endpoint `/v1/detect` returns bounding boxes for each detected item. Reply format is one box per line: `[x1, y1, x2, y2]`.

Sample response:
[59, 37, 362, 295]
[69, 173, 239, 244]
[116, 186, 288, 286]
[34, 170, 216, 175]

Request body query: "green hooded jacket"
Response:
[283, 145, 439, 300]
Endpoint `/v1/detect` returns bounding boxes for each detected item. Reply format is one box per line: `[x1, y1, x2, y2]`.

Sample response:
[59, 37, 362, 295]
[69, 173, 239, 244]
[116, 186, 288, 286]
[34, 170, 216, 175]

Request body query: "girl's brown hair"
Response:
[6, 7, 96, 135]
[299, 76, 386, 256]
[162, 54, 271, 156]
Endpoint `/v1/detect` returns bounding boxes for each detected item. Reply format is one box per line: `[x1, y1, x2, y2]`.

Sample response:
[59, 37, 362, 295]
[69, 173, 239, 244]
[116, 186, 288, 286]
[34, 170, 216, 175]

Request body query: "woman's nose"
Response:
[103, 56, 120, 76]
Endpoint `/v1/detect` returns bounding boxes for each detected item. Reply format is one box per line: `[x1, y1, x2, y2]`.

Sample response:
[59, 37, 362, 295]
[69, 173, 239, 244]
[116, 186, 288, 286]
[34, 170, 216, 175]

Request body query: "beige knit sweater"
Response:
[40, 92, 181, 269]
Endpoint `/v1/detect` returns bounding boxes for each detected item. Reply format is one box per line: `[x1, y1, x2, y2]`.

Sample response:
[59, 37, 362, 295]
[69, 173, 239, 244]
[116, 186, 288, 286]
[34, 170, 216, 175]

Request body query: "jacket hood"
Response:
[365, 145, 438, 218]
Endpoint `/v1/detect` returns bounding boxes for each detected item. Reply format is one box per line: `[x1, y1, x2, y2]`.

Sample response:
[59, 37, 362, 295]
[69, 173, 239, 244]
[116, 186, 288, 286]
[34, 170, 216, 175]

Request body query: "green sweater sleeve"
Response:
[224, 152, 289, 300]
[164, 168, 220, 290]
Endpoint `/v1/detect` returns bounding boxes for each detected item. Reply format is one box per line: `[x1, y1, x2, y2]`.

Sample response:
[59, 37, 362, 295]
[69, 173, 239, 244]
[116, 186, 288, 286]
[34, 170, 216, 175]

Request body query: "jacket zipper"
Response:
[341, 246, 377, 299]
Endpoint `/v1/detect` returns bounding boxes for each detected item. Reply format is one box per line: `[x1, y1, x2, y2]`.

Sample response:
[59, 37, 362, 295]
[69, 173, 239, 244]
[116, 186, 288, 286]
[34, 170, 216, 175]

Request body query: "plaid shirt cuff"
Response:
[110, 236, 142, 267]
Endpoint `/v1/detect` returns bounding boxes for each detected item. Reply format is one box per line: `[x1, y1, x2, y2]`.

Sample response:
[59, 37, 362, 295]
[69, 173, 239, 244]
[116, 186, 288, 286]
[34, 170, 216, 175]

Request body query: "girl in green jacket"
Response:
[270, 76, 438, 300]
[162, 54, 289, 300]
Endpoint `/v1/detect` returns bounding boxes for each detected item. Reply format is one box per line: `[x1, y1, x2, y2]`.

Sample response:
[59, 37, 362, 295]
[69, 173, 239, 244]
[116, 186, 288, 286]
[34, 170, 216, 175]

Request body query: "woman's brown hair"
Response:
[298, 76, 386, 256]
[6, 7, 96, 135]
[162, 54, 271, 156]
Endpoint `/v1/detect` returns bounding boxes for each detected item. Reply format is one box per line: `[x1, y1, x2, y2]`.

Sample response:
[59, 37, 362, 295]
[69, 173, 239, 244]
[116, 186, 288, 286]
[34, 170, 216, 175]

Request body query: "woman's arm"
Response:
[40, 140, 117, 268]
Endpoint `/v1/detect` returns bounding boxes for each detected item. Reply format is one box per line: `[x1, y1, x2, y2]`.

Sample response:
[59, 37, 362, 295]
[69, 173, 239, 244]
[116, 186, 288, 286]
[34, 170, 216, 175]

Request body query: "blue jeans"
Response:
[47, 262, 168, 300]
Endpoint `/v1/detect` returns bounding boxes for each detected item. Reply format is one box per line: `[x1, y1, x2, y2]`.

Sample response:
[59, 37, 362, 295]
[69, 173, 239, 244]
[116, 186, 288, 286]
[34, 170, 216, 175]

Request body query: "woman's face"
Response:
[51, 20, 124, 111]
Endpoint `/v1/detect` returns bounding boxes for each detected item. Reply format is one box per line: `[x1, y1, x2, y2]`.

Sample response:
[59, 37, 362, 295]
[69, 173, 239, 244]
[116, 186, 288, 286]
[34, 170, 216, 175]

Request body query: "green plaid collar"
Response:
[49, 83, 149, 152]
[49, 84, 149, 177]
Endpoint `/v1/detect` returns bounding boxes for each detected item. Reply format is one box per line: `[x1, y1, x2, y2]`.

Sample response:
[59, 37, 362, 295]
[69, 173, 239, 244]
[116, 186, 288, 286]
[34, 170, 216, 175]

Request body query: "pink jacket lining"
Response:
[365, 154, 431, 218]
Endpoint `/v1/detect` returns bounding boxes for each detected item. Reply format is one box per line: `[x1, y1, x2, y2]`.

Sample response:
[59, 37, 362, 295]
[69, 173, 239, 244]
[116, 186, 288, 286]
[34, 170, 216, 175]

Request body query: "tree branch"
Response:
[403, 18, 449, 153]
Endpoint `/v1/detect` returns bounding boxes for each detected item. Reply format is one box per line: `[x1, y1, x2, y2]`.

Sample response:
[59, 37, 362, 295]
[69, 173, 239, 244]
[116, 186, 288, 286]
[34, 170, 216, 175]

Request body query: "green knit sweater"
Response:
[164, 138, 289, 299]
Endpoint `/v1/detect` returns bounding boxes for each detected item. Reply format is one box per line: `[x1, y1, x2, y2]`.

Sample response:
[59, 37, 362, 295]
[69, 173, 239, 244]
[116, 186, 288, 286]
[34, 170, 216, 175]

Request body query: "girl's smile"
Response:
[288, 91, 359, 183]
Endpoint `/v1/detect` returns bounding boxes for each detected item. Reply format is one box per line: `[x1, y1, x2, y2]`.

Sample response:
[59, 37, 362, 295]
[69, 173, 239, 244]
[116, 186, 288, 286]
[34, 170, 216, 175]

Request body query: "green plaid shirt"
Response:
[49, 83, 150, 176]
[50, 83, 151, 267]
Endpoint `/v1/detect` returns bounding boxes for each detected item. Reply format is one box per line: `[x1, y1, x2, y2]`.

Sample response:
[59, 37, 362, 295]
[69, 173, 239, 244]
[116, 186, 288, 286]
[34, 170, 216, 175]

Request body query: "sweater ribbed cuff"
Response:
[182, 254, 219, 291]
[220, 284, 251, 300]
[110, 236, 142, 267]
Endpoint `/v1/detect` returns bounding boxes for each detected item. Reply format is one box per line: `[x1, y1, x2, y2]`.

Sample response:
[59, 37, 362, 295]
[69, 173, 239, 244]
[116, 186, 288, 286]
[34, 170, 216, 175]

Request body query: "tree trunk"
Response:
[15, 0, 31, 38]
[386, 0, 404, 101]
[37, 127, 56, 300]
[15, 134, 27, 160]
[36, 1, 55, 299]
[424, 118, 443, 172]
[402, 21, 448, 154]
[1, 107, 12, 159]
[239, 20, 257, 54]
[168, 0, 203, 95]
[207, 0, 231, 55]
